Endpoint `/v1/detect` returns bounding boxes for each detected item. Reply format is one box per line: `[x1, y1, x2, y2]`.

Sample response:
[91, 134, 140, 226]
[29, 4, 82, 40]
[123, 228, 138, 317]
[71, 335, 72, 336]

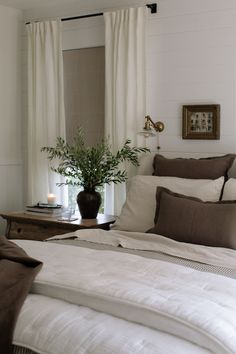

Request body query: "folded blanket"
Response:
[0, 236, 42, 354]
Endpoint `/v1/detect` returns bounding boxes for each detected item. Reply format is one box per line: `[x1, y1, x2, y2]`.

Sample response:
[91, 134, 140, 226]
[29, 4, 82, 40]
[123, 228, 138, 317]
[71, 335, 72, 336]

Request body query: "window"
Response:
[63, 47, 105, 210]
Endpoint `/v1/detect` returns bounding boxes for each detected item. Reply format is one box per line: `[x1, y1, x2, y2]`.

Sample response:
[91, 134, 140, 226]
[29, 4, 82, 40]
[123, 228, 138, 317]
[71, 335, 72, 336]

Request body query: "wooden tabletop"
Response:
[0, 211, 116, 228]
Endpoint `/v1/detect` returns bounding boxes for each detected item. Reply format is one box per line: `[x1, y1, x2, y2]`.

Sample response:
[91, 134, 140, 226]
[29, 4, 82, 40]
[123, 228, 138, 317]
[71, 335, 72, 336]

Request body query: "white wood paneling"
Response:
[0, 5, 23, 164]
[146, 0, 236, 154]
[0, 164, 23, 234]
[62, 17, 105, 50]
[23, 0, 146, 21]
[23, 0, 236, 157]
[0, 5, 23, 230]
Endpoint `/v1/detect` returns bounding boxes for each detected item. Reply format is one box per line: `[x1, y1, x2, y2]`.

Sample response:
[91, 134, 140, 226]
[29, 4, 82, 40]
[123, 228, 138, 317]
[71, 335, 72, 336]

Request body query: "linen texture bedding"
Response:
[12, 230, 236, 354]
[152, 154, 235, 179]
[112, 175, 224, 232]
[0, 236, 42, 354]
[13, 294, 211, 354]
[222, 178, 236, 200]
[149, 187, 236, 249]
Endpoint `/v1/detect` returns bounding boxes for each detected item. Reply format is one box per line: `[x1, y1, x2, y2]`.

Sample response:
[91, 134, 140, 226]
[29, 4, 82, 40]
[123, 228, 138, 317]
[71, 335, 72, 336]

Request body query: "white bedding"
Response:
[48, 229, 236, 269]
[13, 230, 236, 354]
[14, 294, 211, 354]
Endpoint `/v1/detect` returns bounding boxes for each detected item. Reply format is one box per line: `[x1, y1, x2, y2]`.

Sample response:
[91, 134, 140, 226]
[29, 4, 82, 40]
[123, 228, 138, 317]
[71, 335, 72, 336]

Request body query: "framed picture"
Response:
[182, 104, 220, 140]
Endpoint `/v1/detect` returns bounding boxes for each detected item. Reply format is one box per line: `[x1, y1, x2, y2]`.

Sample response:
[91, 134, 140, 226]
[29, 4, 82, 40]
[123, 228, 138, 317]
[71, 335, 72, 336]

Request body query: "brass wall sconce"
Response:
[139, 115, 165, 150]
[143, 115, 164, 134]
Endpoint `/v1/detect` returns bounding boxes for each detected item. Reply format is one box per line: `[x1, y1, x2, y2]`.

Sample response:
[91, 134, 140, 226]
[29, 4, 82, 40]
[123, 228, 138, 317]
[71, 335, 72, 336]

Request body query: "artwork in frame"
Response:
[182, 104, 220, 140]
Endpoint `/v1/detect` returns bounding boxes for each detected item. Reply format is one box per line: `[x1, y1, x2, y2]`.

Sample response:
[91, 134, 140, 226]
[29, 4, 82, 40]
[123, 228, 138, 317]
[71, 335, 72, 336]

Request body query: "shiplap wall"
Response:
[146, 0, 236, 154]
[24, 0, 236, 156]
[0, 5, 23, 233]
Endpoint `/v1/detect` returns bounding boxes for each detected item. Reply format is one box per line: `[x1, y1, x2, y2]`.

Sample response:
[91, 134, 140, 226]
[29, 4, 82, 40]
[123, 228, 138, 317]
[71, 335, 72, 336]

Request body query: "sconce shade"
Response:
[139, 129, 156, 138]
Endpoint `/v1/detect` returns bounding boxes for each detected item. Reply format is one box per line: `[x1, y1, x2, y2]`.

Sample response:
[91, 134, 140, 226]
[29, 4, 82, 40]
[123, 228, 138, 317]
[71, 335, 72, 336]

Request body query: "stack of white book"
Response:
[25, 203, 63, 217]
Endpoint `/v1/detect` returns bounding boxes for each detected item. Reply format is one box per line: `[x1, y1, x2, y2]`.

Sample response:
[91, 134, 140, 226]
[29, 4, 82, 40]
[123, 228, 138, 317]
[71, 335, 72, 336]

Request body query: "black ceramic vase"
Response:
[77, 189, 102, 219]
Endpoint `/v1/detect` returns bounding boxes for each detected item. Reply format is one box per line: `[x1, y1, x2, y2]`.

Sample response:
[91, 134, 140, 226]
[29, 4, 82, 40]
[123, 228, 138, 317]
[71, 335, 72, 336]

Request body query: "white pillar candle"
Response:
[47, 193, 56, 206]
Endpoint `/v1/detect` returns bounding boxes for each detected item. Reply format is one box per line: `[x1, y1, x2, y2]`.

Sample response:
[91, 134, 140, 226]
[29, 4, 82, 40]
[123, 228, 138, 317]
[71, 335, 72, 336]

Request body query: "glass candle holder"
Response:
[47, 193, 56, 205]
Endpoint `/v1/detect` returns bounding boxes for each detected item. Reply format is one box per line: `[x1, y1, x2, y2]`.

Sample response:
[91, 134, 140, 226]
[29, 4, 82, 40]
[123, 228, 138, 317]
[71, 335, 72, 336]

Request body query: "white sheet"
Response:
[48, 228, 236, 269]
[14, 232, 236, 354]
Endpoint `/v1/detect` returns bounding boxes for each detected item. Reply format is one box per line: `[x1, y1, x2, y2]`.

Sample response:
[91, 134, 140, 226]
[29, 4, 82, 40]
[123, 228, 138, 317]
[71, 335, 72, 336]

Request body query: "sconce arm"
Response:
[145, 115, 164, 132]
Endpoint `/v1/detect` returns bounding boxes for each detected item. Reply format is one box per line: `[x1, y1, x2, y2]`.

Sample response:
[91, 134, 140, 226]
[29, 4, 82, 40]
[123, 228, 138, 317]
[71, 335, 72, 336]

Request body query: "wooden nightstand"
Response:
[0, 212, 116, 241]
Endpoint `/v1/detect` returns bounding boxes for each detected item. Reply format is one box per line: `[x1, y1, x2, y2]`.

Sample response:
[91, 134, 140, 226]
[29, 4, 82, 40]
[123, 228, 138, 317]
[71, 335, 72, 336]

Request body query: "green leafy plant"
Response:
[41, 129, 150, 191]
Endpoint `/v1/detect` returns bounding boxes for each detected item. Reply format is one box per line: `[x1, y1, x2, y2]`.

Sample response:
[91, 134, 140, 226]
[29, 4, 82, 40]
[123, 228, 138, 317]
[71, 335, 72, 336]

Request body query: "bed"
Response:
[7, 154, 236, 354]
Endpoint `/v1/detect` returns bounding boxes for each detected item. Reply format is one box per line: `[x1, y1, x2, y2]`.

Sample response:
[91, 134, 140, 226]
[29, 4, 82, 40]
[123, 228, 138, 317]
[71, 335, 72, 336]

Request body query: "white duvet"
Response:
[14, 294, 211, 354]
[13, 230, 236, 354]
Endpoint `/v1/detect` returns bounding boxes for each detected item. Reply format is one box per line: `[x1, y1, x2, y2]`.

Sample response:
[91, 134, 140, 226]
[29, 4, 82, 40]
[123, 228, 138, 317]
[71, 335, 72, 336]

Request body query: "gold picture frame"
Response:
[182, 104, 220, 140]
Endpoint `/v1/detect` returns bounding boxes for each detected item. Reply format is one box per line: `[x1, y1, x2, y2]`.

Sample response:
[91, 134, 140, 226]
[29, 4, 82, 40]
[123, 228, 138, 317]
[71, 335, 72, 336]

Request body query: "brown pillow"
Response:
[148, 187, 236, 249]
[152, 154, 235, 179]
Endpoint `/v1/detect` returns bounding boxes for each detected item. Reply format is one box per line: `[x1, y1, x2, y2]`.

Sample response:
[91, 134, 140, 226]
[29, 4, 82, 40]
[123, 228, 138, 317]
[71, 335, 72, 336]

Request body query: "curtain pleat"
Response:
[104, 7, 147, 215]
[26, 20, 66, 205]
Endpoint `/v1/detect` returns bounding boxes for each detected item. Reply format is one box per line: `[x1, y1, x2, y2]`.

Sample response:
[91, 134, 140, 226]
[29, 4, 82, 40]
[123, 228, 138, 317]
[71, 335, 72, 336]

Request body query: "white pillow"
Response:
[111, 175, 224, 232]
[222, 178, 236, 200]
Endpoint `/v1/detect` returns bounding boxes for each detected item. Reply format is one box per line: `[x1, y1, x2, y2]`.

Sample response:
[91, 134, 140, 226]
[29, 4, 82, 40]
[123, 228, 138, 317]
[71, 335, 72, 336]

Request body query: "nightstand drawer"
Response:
[0, 212, 116, 241]
[8, 221, 72, 241]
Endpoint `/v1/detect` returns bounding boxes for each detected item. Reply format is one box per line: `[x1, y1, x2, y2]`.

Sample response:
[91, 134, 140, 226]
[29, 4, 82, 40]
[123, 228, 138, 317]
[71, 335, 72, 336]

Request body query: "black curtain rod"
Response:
[25, 3, 157, 25]
[61, 3, 157, 22]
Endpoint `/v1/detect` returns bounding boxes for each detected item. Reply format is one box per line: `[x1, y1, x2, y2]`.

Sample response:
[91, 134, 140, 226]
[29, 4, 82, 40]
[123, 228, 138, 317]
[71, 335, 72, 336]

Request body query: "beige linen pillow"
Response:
[148, 187, 236, 250]
[111, 175, 224, 232]
[222, 178, 236, 200]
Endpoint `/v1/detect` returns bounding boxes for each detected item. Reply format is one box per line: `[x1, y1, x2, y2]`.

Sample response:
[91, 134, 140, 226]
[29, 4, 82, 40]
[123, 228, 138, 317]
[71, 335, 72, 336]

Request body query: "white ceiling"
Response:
[0, 0, 142, 10]
[0, 0, 84, 10]
[0, 0, 147, 21]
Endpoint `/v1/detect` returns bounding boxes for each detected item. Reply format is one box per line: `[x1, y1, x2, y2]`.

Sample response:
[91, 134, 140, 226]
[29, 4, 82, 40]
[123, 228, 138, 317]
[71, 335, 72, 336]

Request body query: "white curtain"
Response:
[27, 20, 66, 205]
[104, 7, 147, 215]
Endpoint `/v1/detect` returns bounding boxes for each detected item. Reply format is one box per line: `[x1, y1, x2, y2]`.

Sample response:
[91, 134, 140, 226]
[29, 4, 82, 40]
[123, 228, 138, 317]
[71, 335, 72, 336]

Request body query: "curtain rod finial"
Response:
[146, 3, 157, 14]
